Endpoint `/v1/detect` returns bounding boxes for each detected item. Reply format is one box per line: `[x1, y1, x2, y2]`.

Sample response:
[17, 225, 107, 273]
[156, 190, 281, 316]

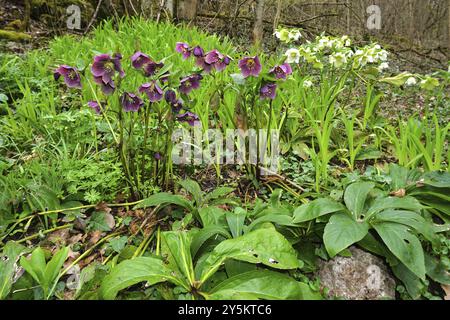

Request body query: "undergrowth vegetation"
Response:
[0, 18, 449, 300]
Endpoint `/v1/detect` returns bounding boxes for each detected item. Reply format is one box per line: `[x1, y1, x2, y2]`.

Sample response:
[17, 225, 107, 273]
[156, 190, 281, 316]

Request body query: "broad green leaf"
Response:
[161, 231, 195, 285]
[100, 257, 182, 299]
[178, 179, 203, 205]
[226, 208, 247, 238]
[323, 213, 369, 257]
[293, 198, 345, 223]
[373, 222, 426, 279]
[198, 206, 227, 227]
[208, 270, 321, 300]
[247, 214, 297, 231]
[379, 72, 413, 86]
[204, 187, 235, 202]
[44, 247, 69, 287]
[422, 171, 450, 188]
[20, 247, 46, 285]
[344, 182, 375, 219]
[0, 241, 26, 299]
[373, 210, 435, 241]
[425, 253, 450, 285]
[134, 193, 193, 211]
[191, 226, 231, 258]
[200, 228, 300, 283]
[366, 196, 424, 220]
[391, 262, 424, 299]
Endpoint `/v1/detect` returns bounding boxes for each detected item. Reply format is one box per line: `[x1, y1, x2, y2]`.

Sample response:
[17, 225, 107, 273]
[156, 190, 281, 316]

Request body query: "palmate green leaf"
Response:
[208, 270, 321, 300]
[373, 222, 426, 279]
[134, 193, 194, 211]
[0, 241, 26, 299]
[344, 182, 375, 219]
[365, 196, 424, 220]
[292, 198, 346, 223]
[199, 228, 300, 284]
[323, 213, 369, 257]
[100, 257, 184, 300]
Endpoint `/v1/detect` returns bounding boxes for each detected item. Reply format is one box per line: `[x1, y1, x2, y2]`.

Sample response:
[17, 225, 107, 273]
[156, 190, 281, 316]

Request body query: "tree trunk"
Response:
[22, 0, 31, 31]
[178, 0, 199, 21]
[252, 0, 265, 47]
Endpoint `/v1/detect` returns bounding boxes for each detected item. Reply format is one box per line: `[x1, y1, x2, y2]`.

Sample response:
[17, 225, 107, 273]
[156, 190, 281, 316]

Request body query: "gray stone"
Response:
[317, 247, 396, 300]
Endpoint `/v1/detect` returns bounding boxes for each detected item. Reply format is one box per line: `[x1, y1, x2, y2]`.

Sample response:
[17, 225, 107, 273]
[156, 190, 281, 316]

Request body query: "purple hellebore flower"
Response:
[120, 92, 144, 112]
[179, 74, 203, 95]
[176, 111, 200, 126]
[154, 153, 162, 160]
[93, 76, 116, 95]
[143, 61, 164, 77]
[91, 53, 125, 83]
[87, 101, 101, 114]
[165, 90, 177, 105]
[54, 65, 82, 89]
[131, 51, 152, 69]
[260, 83, 277, 100]
[193, 46, 204, 58]
[204, 50, 231, 71]
[239, 56, 262, 78]
[139, 81, 164, 103]
[160, 71, 170, 83]
[269, 63, 293, 80]
[176, 42, 191, 60]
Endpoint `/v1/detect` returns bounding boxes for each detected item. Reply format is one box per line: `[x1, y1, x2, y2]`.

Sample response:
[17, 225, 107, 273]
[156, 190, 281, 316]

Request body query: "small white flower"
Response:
[378, 62, 389, 71]
[329, 52, 348, 68]
[288, 30, 302, 41]
[303, 80, 313, 88]
[284, 48, 301, 64]
[405, 77, 417, 87]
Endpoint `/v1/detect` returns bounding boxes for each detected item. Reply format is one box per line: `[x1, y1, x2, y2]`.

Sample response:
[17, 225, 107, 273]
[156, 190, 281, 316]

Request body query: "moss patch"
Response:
[0, 30, 31, 42]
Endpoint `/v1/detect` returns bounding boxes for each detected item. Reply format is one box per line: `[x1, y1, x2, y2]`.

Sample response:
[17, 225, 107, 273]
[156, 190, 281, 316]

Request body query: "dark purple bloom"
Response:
[93, 75, 116, 95]
[143, 60, 164, 77]
[260, 83, 277, 100]
[154, 153, 162, 160]
[179, 74, 203, 95]
[120, 92, 144, 112]
[269, 63, 293, 80]
[87, 101, 101, 114]
[131, 51, 152, 69]
[91, 53, 125, 83]
[176, 111, 200, 126]
[165, 90, 177, 105]
[54, 65, 82, 89]
[239, 56, 262, 78]
[160, 72, 170, 83]
[204, 50, 231, 71]
[193, 46, 204, 58]
[176, 42, 191, 60]
[139, 81, 164, 103]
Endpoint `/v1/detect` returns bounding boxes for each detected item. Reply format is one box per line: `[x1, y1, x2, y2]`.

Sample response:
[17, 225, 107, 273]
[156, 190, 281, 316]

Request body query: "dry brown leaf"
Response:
[442, 285, 450, 300]
[390, 189, 406, 198]
[95, 202, 112, 214]
[88, 230, 104, 245]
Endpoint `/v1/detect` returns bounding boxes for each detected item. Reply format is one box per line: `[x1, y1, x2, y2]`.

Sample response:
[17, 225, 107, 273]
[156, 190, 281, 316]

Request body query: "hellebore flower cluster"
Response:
[91, 53, 125, 95]
[131, 51, 164, 77]
[54, 65, 82, 89]
[165, 90, 184, 114]
[176, 43, 231, 73]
